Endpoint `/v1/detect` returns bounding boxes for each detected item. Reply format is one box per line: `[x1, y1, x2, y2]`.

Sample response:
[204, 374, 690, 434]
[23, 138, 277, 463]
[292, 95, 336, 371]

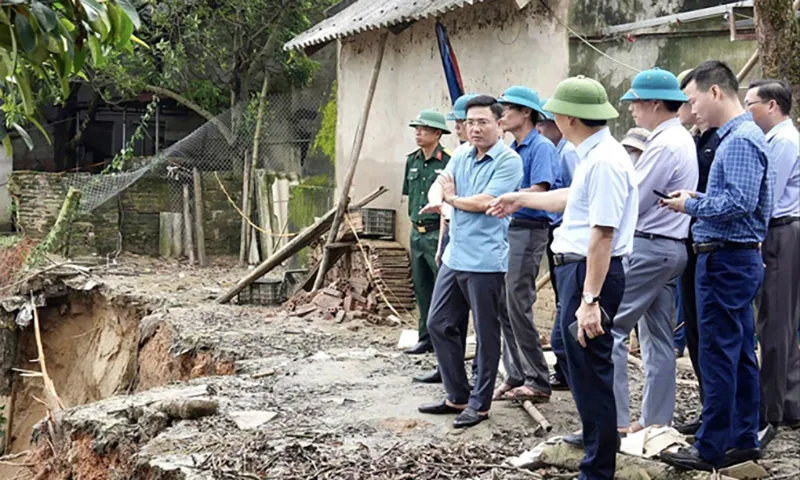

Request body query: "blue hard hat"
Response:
[539, 98, 555, 121]
[498, 86, 546, 116]
[447, 93, 479, 121]
[620, 68, 688, 102]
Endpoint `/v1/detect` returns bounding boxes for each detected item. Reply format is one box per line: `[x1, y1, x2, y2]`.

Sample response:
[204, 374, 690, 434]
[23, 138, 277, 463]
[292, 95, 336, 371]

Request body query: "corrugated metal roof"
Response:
[284, 0, 492, 51]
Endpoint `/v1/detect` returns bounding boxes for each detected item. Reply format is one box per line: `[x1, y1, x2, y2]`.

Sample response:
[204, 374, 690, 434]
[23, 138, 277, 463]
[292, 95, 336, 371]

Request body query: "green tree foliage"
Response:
[0, 0, 143, 154]
[94, 0, 333, 119]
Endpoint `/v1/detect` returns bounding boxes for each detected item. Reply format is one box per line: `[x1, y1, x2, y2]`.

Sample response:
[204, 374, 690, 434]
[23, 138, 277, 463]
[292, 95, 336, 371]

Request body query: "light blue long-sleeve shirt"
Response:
[634, 118, 699, 239]
[549, 138, 580, 226]
[765, 118, 800, 219]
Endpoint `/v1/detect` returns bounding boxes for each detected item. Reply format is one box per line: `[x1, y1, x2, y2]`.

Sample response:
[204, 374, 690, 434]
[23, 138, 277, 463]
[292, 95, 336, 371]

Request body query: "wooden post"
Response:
[312, 32, 389, 291]
[216, 187, 387, 304]
[183, 183, 196, 264]
[0, 312, 18, 453]
[193, 167, 208, 267]
[255, 170, 275, 261]
[239, 152, 252, 266]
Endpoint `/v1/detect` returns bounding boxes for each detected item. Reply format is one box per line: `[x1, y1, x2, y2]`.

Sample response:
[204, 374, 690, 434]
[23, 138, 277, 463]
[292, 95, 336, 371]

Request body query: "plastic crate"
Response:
[361, 208, 395, 239]
[238, 277, 284, 305]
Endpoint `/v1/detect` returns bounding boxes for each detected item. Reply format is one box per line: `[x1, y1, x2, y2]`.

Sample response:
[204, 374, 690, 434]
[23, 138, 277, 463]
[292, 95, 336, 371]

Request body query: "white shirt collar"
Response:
[574, 127, 611, 160]
[766, 118, 795, 142]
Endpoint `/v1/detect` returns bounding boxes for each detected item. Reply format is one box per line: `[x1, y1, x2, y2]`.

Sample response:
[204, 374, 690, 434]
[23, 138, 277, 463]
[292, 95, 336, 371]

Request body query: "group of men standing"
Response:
[399, 60, 799, 479]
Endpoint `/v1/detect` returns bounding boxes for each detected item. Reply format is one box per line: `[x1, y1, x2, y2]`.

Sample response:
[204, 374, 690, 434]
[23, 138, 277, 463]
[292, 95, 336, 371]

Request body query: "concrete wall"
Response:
[569, 0, 759, 138]
[336, 0, 569, 249]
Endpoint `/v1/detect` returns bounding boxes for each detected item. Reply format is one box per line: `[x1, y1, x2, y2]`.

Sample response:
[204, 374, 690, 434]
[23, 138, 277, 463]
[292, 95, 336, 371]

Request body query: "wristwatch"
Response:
[582, 292, 600, 305]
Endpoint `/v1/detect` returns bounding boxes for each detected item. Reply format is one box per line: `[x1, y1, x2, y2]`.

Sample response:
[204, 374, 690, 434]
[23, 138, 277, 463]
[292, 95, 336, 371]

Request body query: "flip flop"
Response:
[502, 386, 551, 403]
[492, 382, 516, 400]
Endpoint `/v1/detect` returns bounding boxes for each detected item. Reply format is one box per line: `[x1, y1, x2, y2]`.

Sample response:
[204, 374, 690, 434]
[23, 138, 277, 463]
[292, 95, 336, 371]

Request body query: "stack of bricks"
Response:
[283, 277, 398, 326]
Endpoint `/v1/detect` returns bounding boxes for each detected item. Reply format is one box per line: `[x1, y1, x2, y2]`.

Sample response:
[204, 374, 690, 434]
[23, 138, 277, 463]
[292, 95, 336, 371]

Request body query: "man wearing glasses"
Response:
[417, 95, 523, 429]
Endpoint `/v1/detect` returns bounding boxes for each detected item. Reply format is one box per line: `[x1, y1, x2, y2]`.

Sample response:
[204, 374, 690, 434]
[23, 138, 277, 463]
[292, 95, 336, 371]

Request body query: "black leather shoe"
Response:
[549, 373, 569, 391]
[404, 341, 434, 355]
[722, 448, 761, 468]
[413, 368, 442, 384]
[674, 415, 702, 435]
[418, 400, 464, 415]
[660, 446, 714, 472]
[453, 407, 488, 428]
[758, 423, 777, 451]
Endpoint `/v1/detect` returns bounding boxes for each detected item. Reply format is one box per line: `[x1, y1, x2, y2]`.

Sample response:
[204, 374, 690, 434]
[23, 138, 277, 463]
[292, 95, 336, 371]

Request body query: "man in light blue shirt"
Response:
[489, 76, 638, 480]
[493, 86, 557, 403]
[417, 95, 523, 429]
[612, 68, 699, 435]
[745, 79, 800, 433]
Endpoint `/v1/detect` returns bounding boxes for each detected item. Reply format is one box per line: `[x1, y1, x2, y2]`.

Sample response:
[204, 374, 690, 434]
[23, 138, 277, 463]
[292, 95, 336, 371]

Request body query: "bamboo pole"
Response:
[312, 32, 389, 291]
[193, 168, 208, 267]
[216, 187, 387, 304]
[239, 152, 252, 266]
[183, 183, 196, 264]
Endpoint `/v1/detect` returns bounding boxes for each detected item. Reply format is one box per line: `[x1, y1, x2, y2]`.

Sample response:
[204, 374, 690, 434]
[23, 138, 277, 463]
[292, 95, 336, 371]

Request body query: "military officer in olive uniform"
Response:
[403, 109, 452, 355]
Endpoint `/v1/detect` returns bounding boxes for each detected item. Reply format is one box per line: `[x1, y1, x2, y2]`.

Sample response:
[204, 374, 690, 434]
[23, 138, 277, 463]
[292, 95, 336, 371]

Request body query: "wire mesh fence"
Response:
[62, 87, 336, 265]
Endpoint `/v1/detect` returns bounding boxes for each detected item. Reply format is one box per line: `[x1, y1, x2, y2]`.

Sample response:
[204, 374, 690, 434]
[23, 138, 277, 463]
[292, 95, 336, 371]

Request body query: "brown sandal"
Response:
[502, 386, 551, 403]
[492, 382, 516, 400]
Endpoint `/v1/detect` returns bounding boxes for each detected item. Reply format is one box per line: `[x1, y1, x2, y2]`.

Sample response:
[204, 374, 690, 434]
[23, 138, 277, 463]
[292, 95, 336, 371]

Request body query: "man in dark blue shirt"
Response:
[492, 86, 558, 402]
[661, 60, 774, 472]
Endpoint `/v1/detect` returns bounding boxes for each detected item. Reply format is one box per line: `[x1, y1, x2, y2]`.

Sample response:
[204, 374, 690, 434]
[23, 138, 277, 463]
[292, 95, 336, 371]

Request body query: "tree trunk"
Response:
[754, 0, 800, 120]
[144, 84, 234, 144]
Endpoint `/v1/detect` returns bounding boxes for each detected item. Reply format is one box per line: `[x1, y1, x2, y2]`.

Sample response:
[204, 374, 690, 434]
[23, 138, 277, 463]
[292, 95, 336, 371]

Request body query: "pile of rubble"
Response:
[283, 278, 402, 326]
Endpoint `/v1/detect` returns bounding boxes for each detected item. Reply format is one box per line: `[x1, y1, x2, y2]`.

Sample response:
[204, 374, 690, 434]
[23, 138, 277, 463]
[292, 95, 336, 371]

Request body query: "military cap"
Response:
[409, 109, 451, 134]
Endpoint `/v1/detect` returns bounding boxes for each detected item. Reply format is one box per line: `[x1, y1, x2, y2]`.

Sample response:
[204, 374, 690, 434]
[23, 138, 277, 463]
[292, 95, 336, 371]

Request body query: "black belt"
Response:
[769, 216, 800, 228]
[634, 231, 682, 242]
[693, 241, 760, 254]
[552, 253, 622, 266]
[510, 217, 549, 229]
[413, 221, 440, 233]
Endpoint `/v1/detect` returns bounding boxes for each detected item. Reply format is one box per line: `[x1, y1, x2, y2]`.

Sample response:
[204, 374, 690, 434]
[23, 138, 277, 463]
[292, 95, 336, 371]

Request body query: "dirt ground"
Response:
[3, 254, 799, 479]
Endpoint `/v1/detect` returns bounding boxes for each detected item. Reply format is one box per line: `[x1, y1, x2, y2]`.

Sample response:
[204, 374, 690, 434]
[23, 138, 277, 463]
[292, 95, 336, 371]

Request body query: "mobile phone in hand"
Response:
[653, 189, 671, 200]
[569, 306, 612, 341]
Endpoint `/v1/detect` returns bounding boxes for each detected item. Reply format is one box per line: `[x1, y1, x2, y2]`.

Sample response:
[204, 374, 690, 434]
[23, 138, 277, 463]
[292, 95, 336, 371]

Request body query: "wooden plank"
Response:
[183, 183, 196, 264]
[193, 167, 208, 267]
[216, 187, 387, 304]
[313, 32, 389, 291]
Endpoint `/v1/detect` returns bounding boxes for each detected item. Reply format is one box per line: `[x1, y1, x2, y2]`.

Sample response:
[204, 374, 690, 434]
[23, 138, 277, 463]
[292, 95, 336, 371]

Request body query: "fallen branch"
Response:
[522, 400, 552, 436]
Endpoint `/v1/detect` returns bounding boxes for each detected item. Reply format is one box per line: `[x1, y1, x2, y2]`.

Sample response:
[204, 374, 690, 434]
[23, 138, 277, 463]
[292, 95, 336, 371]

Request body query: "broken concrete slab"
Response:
[228, 410, 278, 430]
[620, 426, 689, 458]
[539, 441, 702, 480]
[718, 461, 768, 479]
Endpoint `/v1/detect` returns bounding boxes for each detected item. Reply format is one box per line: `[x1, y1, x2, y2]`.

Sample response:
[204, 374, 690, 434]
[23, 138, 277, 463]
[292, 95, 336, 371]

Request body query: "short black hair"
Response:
[578, 118, 607, 127]
[466, 95, 504, 120]
[662, 100, 683, 113]
[690, 60, 739, 97]
[748, 79, 792, 116]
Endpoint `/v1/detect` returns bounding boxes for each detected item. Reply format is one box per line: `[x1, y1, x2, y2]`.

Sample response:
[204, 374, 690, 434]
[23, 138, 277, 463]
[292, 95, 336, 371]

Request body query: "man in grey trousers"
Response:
[745, 79, 800, 433]
[493, 86, 558, 402]
[612, 68, 698, 433]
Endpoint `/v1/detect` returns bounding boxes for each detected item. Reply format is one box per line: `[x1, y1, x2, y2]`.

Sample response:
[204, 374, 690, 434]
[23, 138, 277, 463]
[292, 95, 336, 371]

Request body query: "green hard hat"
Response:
[409, 109, 451, 134]
[542, 75, 619, 121]
[620, 68, 687, 102]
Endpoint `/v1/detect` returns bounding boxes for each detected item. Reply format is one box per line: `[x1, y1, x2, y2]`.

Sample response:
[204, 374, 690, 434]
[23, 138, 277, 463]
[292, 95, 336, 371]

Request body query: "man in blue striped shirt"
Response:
[661, 60, 775, 471]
